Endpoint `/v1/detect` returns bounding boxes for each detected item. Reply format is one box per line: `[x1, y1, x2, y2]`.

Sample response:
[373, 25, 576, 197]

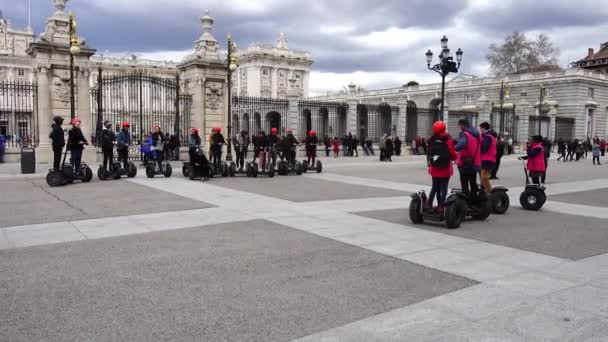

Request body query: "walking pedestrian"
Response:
[592, 139, 601, 165]
[332, 137, 340, 158]
[386, 136, 394, 162]
[352, 135, 359, 157]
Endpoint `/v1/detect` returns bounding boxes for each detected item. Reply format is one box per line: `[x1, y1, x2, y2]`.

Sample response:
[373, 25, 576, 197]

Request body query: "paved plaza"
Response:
[2, 154, 608, 341]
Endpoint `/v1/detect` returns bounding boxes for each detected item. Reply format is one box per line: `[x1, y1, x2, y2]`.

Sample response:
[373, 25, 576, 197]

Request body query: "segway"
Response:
[518, 157, 546, 211]
[46, 148, 93, 187]
[251, 149, 274, 178]
[276, 148, 303, 176]
[301, 159, 323, 173]
[410, 190, 468, 229]
[98, 161, 137, 180]
[145, 151, 172, 178]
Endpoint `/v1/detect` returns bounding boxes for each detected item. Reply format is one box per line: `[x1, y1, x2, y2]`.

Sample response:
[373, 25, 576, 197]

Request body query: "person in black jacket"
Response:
[67, 118, 88, 176]
[151, 125, 165, 170]
[304, 130, 318, 167]
[100, 121, 116, 172]
[49, 116, 65, 171]
[211, 127, 226, 171]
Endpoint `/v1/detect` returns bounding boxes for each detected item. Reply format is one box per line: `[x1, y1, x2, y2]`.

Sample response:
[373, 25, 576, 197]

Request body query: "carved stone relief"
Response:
[205, 81, 223, 110]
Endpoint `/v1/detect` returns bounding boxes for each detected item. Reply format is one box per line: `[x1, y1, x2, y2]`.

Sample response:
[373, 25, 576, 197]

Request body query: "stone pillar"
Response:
[77, 69, 92, 138]
[26, 1, 96, 163]
[397, 98, 407, 140]
[271, 67, 278, 98]
[346, 99, 358, 136]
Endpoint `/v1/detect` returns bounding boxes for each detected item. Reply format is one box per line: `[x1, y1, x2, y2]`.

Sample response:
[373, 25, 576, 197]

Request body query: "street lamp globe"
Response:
[442, 48, 450, 60]
[441, 35, 448, 49]
[456, 48, 463, 63]
[229, 62, 237, 72]
[70, 44, 81, 56]
[425, 50, 433, 66]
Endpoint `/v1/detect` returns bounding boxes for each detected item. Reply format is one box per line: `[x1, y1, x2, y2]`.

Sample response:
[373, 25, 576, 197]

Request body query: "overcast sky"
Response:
[3, 0, 608, 95]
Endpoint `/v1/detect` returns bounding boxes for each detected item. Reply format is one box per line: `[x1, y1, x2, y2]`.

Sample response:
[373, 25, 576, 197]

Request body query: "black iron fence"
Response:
[298, 100, 348, 140]
[490, 103, 517, 138]
[232, 96, 289, 137]
[91, 69, 191, 161]
[0, 81, 38, 148]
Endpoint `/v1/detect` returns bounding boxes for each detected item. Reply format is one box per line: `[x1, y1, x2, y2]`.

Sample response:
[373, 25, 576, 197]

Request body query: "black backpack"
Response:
[428, 137, 451, 168]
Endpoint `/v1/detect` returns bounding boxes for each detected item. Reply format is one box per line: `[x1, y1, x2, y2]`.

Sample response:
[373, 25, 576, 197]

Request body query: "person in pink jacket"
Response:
[527, 135, 547, 185]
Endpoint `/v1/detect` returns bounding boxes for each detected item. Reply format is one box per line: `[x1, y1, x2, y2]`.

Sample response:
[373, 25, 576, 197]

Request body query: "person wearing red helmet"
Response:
[268, 127, 279, 166]
[427, 121, 457, 210]
[67, 117, 89, 176]
[304, 130, 318, 167]
[210, 126, 226, 171]
[117, 122, 131, 169]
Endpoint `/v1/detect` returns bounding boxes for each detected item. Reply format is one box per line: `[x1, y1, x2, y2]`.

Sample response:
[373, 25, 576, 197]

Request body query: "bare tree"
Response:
[486, 31, 560, 76]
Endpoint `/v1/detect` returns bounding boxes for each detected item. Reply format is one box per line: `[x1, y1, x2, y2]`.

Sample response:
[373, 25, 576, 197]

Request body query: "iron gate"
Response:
[490, 103, 517, 138]
[91, 69, 191, 161]
[0, 81, 38, 148]
[232, 96, 289, 138]
[298, 100, 348, 141]
[447, 110, 479, 138]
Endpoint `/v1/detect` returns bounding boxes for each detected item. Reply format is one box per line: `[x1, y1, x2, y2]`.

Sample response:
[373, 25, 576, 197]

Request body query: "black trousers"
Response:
[117, 146, 129, 169]
[429, 177, 450, 207]
[70, 149, 83, 175]
[102, 147, 114, 171]
[53, 146, 63, 171]
[491, 157, 502, 178]
[236, 146, 246, 169]
[459, 169, 479, 197]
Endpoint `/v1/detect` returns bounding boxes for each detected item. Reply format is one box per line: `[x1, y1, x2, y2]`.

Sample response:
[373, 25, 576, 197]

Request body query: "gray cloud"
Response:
[2, 0, 605, 90]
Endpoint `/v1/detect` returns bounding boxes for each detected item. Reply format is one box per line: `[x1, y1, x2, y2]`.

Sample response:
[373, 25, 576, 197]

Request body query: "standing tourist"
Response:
[117, 122, 131, 169]
[100, 121, 116, 173]
[386, 136, 394, 162]
[454, 119, 481, 199]
[352, 135, 359, 157]
[479, 122, 497, 193]
[426, 121, 457, 211]
[67, 118, 89, 176]
[0, 132, 5, 163]
[526, 136, 547, 185]
[49, 116, 65, 171]
[151, 125, 166, 171]
[592, 139, 601, 165]
[332, 137, 340, 158]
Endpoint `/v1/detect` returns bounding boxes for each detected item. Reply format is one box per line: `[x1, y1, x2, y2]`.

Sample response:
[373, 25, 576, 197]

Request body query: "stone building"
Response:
[232, 33, 313, 98]
[310, 69, 608, 146]
[572, 42, 608, 74]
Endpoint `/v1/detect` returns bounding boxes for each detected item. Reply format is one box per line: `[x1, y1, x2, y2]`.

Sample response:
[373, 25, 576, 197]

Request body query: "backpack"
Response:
[428, 137, 451, 168]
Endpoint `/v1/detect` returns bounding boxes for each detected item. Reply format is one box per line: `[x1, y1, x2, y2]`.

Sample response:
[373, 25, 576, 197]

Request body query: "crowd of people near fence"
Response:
[556, 137, 606, 165]
[318, 133, 403, 161]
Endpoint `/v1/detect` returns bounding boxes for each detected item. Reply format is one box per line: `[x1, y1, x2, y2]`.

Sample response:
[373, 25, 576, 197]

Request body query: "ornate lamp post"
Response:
[537, 84, 547, 136]
[68, 11, 81, 120]
[425, 36, 463, 121]
[225, 35, 238, 162]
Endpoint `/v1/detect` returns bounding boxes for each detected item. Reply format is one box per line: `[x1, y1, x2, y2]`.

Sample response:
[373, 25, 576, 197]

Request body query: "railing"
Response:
[0, 81, 38, 148]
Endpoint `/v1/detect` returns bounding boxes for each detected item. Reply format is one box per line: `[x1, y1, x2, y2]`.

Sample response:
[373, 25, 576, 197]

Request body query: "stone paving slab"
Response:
[354, 208, 608, 260]
[0, 180, 212, 227]
[0, 219, 476, 342]
[549, 189, 608, 208]
[208, 174, 407, 202]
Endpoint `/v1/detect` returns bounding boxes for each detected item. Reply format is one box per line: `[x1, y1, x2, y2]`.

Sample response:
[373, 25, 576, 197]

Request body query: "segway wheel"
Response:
[209, 164, 216, 179]
[146, 164, 156, 178]
[188, 165, 196, 180]
[316, 160, 323, 173]
[268, 163, 275, 178]
[128, 163, 138, 178]
[182, 163, 190, 178]
[252, 163, 259, 178]
[278, 161, 289, 176]
[445, 198, 467, 229]
[295, 162, 303, 176]
[62, 166, 75, 184]
[490, 191, 510, 215]
[229, 163, 236, 177]
[520, 189, 546, 211]
[97, 166, 107, 181]
[409, 197, 424, 224]
[221, 163, 229, 177]
[83, 167, 94, 183]
[301, 161, 308, 173]
[46, 171, 64, 187]
[164, 163, 173, 178]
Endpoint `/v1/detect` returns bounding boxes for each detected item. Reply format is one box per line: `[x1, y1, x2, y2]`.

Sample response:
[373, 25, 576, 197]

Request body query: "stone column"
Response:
[346, 99, 358, 136]
[77, 69, 92, 139]
[397, 98, 407, 140]
[271, 67, 278, 98]
[37, 66, 52, 148]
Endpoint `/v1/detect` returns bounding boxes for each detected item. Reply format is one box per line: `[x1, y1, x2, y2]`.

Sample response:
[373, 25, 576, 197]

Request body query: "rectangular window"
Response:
[279, 71, 285, 79]
[262, 68, 269, 77]
[464, 94, 473, 103]
[294, 72, 301, 80]
[588, 88, 595, 98]
[18, 69, 25, 77]
[17, 121, 29, 137]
